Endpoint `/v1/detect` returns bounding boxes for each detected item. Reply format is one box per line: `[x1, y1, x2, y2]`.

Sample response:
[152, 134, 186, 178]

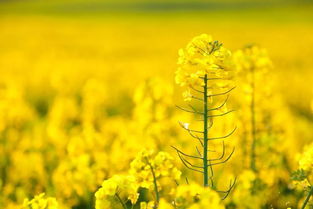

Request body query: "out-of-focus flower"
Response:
[22, 193, 58, 209]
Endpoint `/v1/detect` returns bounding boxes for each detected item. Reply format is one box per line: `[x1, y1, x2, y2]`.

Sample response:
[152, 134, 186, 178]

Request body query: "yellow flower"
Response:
[232, 170, 267, 209]
[175, 34, 233, 90]
[182, 90, 192, 102]
[158, 199, 175, 209]
[22, 193, 58, 209]
[175, 183, 224, 209]
[297, 142, 313, 185]
[130, 149, 181, 191]
[233, 45, 272, 73]
[95, 175, 139, 209]
[140, 201, 157, 209]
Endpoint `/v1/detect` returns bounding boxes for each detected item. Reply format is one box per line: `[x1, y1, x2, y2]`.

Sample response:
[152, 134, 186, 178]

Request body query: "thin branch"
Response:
[208, 126, 237, 141]
[178, 153, 204, 169]
[179, 122, 203, 133]
[208, 161, 214, 180]
[175, 150, 204, 173]
[209, 177, 214, 188]
[171, 146, 203, 160]
[208, 141, 225, 161]
[207, 95, 229, 111]
[207, 86, 236, 97]
[188, 104, 205, 116]
[208, 147, 235, 166]
[185, 177, 190, 185]
[197, 136, 204, 147]
[192, 96, 204, 102]
[208, 119, 214, 129]
[188, 104, 199, 113]
[207, 110, 235, 118]
[196, 146, 202, 157]
[115, 193, 127, 209]
[190, 85, 204, 94]
[176, 105, 203, 115]
[220, 178, 237, 200]
[178, 122, 204, 142]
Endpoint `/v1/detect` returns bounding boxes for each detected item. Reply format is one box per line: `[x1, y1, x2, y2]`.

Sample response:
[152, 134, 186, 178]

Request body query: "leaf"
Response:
[291, 169, 307, 182]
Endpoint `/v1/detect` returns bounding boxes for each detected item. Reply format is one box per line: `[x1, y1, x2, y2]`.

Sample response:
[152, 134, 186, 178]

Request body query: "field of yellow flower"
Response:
[1, 1, 313, 209]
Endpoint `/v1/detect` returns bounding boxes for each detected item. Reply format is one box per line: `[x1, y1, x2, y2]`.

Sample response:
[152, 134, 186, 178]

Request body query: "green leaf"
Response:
[291, 169, 307, 181]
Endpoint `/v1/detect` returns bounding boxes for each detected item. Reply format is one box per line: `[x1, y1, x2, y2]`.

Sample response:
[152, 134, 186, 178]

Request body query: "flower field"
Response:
[1, 1, 313, 209]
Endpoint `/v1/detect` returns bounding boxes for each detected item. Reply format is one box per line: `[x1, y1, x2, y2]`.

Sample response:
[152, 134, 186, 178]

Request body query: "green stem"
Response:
[115, 193, 127, 209]
[250, 68, 257, 172]
[146, 157, 160, 206]
[301, 186, 313, 209]
[203, 74, 209, 187]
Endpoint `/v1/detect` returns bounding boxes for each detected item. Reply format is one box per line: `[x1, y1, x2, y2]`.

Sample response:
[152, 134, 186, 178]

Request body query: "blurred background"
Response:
[0, 0, 313, 112]
[1, 0, 313, 208]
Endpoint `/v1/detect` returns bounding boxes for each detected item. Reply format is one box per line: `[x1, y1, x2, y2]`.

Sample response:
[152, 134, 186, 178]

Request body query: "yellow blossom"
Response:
[175, 183, 224, 209]
[175, 34, 233, 90]
[129, 149, 181, 191]
[95, 175, 139, 209]
[22, 193, 58, 209]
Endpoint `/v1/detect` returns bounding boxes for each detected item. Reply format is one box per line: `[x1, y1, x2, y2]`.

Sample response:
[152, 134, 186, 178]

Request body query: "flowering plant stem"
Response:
[145, 157, 160, 206]
[301, 186, 313, 209]
[115, 193, 127, 209]
[203, 74, 209, 187]
[250, 67, 257, 172]
[174, 35, 236, 193]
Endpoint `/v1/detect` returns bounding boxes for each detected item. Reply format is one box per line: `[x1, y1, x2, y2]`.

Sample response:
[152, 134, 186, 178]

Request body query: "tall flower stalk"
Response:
[301, 186, 313, 209]
[250, 64, 257, 172]
[233, 45, 272, 172]
[174, 34, 236, 197]
[203, 74, 209, 187]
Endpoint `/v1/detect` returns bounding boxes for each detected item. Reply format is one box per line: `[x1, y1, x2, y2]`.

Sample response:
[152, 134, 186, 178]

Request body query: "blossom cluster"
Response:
[22, 193, 58, 209]
[175, 34, 234, 101]
[95, 175, 139, 209]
